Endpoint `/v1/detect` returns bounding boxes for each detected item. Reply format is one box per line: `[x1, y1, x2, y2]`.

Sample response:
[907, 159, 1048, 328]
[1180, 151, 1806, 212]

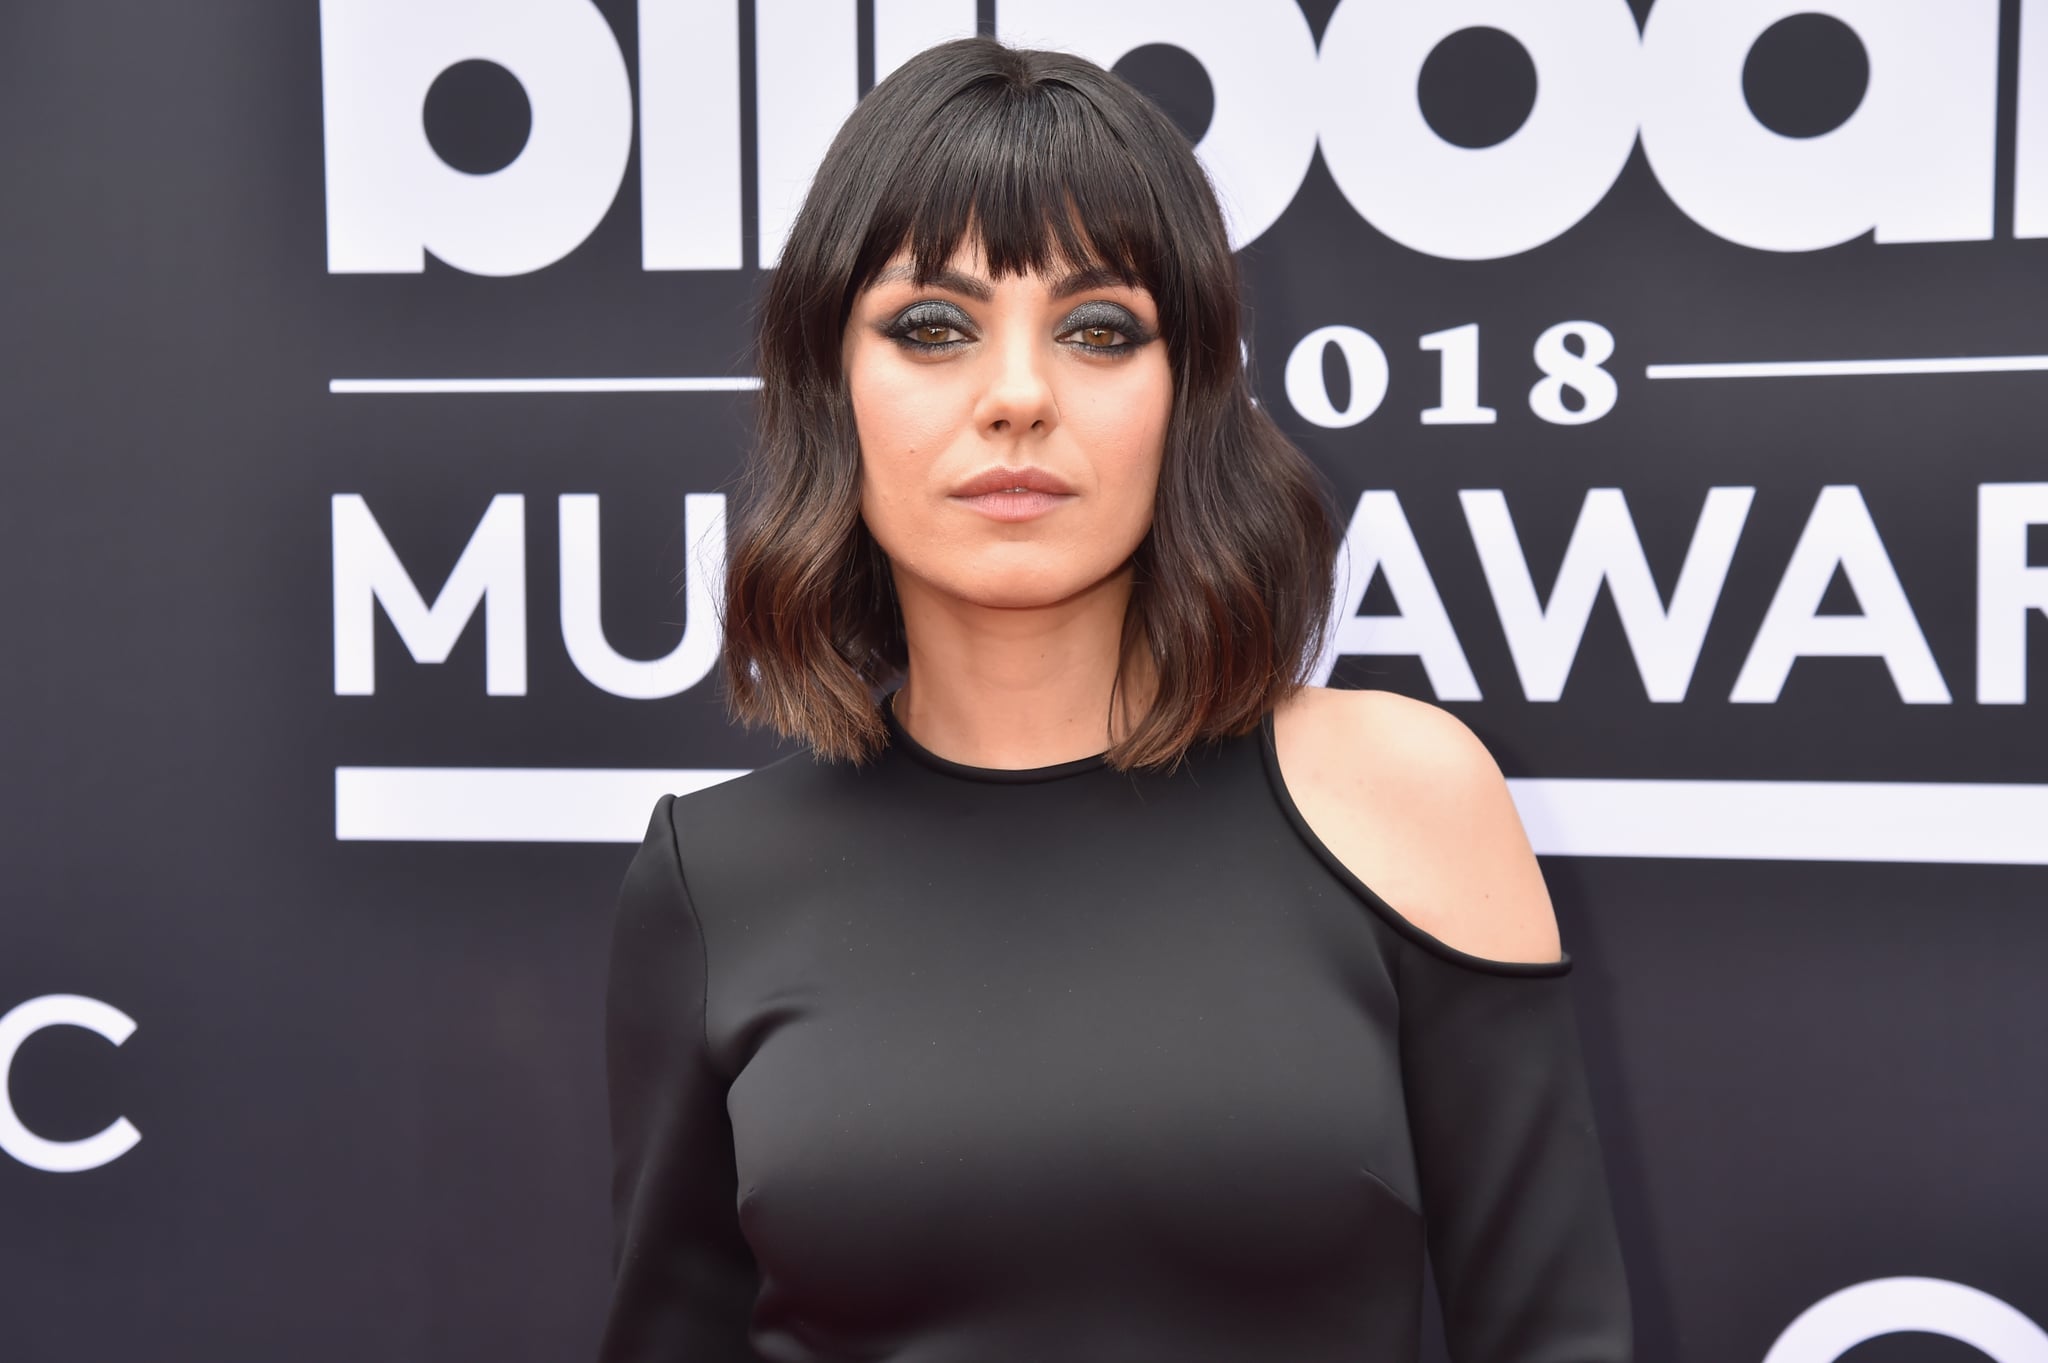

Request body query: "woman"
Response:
[599, 34, 1632, 1363]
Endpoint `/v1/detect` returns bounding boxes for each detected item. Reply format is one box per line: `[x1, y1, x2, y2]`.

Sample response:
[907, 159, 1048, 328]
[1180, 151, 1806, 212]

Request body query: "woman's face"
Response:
[842, 240, 1173, 613]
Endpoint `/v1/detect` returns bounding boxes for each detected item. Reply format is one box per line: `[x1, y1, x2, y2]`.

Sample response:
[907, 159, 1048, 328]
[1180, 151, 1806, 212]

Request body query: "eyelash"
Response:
[884, 304, 1153, 357]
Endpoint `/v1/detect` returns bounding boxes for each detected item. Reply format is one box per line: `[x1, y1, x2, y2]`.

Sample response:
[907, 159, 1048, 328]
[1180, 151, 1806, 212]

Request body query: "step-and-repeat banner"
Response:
[4, 2, 2043, 1360]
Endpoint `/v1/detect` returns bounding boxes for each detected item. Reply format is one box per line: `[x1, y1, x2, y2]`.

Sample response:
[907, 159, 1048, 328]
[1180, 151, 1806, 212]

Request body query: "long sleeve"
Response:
[595, 794, 761, 1363]
[1397, 943, 1634, 1363]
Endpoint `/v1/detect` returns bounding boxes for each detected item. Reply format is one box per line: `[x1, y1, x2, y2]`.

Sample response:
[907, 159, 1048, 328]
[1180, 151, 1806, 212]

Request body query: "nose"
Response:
[972, 321, 1058, 438]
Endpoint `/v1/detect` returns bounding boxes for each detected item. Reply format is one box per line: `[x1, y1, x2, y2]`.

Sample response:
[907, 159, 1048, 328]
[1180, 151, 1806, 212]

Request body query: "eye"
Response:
[884, 302, 974, 353]
[1058, 302, 1154, 357]
[1067, 324, 1130, 349]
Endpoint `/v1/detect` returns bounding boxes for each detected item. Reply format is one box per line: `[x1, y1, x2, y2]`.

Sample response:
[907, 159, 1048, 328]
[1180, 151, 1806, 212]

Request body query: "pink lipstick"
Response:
[948, 465, 1078, 523]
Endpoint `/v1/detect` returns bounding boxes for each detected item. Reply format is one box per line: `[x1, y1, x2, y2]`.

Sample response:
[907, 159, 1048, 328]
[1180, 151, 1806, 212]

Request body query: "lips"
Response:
[947, 465, 1078, 524]
[949, 465, 1076, 498]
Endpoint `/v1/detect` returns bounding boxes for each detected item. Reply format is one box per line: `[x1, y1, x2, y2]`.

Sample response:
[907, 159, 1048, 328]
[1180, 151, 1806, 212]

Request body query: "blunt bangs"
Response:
[846, 74, 1168, 320]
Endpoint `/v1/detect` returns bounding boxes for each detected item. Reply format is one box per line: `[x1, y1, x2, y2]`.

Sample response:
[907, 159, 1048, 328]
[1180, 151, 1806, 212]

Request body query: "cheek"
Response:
[852, 355, 958, 464]
[1071, 358, 1173, 517]
[849, 357, 970, 517]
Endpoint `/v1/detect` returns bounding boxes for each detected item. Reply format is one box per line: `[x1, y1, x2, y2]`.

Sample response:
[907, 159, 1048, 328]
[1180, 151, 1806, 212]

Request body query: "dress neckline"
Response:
[880, 688, 1113, 784]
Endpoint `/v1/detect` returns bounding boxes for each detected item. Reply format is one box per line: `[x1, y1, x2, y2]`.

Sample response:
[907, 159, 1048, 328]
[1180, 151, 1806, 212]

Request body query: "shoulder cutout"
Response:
[1265, 686, 1568, 975]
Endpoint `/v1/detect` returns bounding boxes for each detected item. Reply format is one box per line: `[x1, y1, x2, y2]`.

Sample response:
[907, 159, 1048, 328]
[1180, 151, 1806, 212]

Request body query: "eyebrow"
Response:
[867, 261, 1136, 303]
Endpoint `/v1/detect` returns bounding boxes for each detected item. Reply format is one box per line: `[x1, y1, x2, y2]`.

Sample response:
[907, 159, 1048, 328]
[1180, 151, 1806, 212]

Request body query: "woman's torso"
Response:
[671, 698, 1453, 1361]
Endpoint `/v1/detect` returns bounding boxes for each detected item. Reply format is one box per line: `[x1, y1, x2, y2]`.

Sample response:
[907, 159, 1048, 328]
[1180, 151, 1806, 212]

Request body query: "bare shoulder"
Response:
[1269, 685, 1562, 966]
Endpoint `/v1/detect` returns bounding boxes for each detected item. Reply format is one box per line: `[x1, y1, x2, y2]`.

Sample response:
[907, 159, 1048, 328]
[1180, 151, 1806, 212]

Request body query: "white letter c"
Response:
[0, 994, 142, 1173]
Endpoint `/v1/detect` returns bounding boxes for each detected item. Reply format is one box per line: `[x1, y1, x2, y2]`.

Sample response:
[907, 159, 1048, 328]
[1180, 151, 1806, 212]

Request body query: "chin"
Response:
[949, 574, 1081, 610]
[949, 555, 1132, 610]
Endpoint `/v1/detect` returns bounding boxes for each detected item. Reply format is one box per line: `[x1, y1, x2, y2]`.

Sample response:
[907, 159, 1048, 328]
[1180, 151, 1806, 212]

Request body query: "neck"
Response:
[889, 564, 1156, 769]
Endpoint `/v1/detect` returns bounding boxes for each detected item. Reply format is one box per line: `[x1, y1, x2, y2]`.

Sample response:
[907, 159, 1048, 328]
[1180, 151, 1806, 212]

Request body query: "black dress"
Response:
[597, 692, 1633, 1362]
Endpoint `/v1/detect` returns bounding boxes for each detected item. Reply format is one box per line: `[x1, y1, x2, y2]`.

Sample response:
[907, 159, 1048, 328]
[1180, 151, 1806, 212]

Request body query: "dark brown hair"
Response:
[719, 35, 1336, 770]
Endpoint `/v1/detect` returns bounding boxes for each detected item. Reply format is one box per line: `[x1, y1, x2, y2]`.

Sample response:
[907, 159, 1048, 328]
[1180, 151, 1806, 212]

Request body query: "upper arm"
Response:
[1278, 691, 1631, 1360]
[1271, 685, 1562, 966]
[599, 795, 761, 1362]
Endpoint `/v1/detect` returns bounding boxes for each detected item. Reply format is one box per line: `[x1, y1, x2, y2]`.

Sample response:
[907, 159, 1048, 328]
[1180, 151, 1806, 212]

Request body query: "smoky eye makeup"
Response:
[1058, 300, 1156, 352]
[879, 301, 975, 352]
[874, 296, 1160, 356]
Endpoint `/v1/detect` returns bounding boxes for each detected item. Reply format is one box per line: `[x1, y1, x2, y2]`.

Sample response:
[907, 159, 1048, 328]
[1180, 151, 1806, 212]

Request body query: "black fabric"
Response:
[597, 693, 1633, 1362]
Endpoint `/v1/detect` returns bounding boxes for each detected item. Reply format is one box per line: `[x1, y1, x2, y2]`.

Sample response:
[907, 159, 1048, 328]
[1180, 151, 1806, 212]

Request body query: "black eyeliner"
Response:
[1060, 301, 1154, 352]
[881, 301, 975, 352]
[875, 298, 1157, 355]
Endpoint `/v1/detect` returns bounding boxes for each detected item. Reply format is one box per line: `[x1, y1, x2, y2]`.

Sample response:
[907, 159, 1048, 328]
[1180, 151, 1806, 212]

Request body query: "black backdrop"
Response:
[3, 2, 2044, 1361]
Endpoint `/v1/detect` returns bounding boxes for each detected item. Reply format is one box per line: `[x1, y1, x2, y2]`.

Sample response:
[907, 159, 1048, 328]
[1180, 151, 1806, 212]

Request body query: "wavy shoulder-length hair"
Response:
[719, 35, 1337, 771]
